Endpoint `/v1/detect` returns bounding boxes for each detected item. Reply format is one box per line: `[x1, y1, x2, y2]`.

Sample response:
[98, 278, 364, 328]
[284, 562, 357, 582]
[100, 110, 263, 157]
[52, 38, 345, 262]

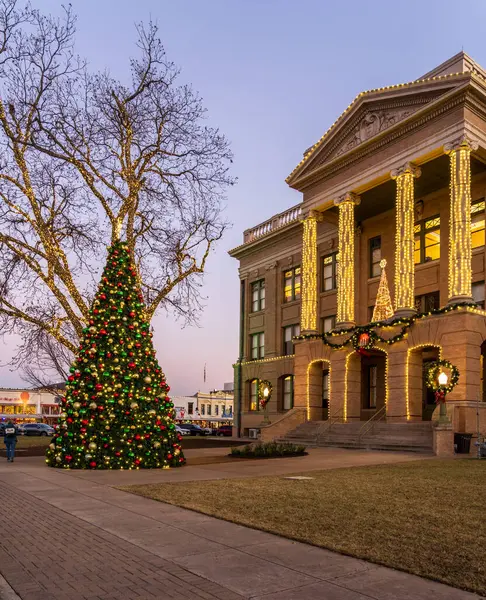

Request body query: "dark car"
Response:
[22, 423, 55, 437]
[178, 424, 207, 436]
[216, 425, 233, 437]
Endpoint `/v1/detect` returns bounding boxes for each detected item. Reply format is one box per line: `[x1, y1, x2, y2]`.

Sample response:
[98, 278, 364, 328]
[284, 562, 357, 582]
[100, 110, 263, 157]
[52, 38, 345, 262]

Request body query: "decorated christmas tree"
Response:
[46, 241, 185, 470]
[371, 259, 394, 322]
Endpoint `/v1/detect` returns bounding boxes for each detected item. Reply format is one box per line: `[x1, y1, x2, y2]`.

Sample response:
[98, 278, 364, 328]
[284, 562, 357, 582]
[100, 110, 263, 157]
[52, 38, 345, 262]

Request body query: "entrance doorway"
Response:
[422, 348, 440, 421]
[360, 350, 386, 421]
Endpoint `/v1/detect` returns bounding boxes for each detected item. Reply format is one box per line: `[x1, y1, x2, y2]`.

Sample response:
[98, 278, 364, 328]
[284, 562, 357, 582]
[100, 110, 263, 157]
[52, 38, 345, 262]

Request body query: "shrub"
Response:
[230, 441, 306, 458]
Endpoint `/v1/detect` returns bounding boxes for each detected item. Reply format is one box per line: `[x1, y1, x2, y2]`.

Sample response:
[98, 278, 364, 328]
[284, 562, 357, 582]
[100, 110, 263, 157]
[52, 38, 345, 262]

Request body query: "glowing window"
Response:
[284, 267, 301, 302]
[282, 375, 294, 410]
[249, 379, 259, 411]
[471, 200, 485, 249]
[415, 215, 440, 264]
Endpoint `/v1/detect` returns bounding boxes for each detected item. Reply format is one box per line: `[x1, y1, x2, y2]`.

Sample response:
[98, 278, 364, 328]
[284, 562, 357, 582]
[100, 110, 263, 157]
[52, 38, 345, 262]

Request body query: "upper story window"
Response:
[201, 404, 205, 416]
[369, 237, 381, 278]
[322, 253, 338, 291]
[414, 215, 440, 264]
[215, 405, 219, 416]
[250, 332, 264, 360]
[188, 402, 194, 415]
[283, 324, 300, 355]
[473, 281, 485, 309]
[249, 379, 259, 411]
[415, 291, 440, 313]
[207, 404, 212, 416]
[284, 267, 301, 302]
[321, 315, 336, 334]
[471, 200, 485, 249]
[251, 280, 265, 312]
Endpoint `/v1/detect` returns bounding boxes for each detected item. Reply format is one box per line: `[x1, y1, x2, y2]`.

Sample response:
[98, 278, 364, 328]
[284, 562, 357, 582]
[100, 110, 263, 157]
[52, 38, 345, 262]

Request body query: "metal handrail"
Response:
[358, 405, 386, 444]
[315, 406, 345, 443]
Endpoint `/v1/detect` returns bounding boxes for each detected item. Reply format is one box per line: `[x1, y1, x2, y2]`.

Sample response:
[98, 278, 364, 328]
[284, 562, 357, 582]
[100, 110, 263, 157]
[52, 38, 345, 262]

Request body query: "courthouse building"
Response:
[230, 53, 486, 449]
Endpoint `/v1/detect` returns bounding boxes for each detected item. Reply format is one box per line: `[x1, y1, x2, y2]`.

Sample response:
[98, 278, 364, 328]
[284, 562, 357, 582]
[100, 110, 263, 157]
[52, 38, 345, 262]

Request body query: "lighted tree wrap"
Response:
[372, 259, 394, 322]
[46, 241, 185, 470]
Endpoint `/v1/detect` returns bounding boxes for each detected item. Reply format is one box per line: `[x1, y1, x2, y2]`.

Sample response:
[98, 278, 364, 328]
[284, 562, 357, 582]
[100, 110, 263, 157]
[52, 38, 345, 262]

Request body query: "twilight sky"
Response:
[1, 0, 486, 394]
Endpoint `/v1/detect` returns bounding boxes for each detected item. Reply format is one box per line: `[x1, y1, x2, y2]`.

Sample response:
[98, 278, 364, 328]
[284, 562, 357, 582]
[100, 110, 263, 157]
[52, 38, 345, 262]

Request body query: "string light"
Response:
[445, 136, 478, 301]
[237, 354, 295, 367]
[391, 163, 421, 313]
[335, 193, 360, 325]
[301, 212, 320, 332]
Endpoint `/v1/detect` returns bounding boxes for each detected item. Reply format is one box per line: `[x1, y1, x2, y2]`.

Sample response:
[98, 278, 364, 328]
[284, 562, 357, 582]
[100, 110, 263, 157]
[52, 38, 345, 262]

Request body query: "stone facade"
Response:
[230, 53, 486, 450]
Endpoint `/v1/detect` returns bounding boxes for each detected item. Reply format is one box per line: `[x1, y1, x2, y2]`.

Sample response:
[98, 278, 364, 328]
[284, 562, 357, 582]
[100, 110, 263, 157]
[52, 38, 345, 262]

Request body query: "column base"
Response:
[447, 295, 475, 306]
[394, 308, 416, 319]
[335, 321, 355, 331]
[301, 329, 319, 336]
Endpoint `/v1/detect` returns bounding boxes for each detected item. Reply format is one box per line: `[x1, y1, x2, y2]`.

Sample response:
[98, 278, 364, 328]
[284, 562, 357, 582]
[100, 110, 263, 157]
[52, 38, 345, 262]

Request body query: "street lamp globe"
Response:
[438, 371, 448, 387]
[263, 386, 270, 398]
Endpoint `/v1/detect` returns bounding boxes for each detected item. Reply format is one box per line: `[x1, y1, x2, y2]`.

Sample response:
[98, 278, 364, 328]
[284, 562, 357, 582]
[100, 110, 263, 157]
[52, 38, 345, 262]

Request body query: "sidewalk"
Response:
[0, 451, 480, 600]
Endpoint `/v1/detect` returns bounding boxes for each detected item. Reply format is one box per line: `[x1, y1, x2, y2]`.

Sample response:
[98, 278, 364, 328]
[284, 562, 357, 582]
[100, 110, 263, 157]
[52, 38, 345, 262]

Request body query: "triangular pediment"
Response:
[287, 73, 470, 187]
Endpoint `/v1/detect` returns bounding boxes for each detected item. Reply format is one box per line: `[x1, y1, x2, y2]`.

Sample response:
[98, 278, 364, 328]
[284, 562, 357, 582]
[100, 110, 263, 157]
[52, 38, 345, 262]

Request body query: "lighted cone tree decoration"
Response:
[371, 259, 394, 322]
[46, 241, 185, 470]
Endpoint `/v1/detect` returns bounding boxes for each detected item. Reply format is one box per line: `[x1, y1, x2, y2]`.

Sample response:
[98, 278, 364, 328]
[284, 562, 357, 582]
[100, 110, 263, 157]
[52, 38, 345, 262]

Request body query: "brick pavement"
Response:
[0, 482, 243, 600]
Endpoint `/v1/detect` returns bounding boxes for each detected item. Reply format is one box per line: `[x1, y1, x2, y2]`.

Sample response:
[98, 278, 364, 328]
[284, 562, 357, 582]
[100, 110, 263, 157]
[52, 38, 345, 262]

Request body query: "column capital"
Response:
[391, 162, 421, 180]
[301, 209, 324, 222]
[444, 134, 479, 154]
[334, 192, 360, 207]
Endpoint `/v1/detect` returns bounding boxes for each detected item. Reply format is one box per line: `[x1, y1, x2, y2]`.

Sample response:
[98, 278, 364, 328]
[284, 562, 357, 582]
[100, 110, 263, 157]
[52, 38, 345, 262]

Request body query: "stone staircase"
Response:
[277, 420, 434, 453]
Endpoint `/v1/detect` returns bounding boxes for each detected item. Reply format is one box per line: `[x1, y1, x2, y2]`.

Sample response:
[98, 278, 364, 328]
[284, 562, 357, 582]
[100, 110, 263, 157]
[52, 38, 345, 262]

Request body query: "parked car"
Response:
[22, 423, 55, 437]
[215, 425, 233, 437]
[175, 425, 189, 436]
[199, 426, 213, 435]
[178, 424, 207, 436]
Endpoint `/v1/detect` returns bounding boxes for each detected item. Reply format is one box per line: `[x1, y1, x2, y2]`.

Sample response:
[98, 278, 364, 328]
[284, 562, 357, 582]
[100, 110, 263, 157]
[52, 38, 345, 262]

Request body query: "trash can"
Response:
[454, 433, 473, 454]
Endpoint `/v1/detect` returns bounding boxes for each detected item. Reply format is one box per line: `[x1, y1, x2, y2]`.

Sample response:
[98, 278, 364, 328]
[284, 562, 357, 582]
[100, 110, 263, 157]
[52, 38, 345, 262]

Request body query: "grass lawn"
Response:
[15, 436, 51, 448]
[123, 459, 486, 596]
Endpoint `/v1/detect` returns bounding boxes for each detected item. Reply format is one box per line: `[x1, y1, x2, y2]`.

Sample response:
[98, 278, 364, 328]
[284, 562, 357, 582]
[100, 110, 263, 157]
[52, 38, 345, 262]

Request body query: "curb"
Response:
[0, 573, 20, 599]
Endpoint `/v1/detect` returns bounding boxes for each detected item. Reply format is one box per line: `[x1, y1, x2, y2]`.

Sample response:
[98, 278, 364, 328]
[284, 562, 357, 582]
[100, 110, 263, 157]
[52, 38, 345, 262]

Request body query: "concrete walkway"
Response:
[0, 450, 479, 600]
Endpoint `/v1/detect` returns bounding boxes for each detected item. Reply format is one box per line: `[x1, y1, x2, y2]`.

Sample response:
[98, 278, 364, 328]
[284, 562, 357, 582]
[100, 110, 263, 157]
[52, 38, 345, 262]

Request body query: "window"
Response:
[188, 402, 194, 415]
[415, 291, 440, 313]
[282, 375, 294, 410]
[250, 332, 265, 360]
[322, 370, 329, 408]
[473, 281, 485, 309]
[472, 200, 485, 249]
[215, 405, 219, 416]
[201, 404, 205, 416]
[283, 324, 300, 355]
[369, 237, 381, 278]
[368, 366, 377, 408]
[251, 280, 265, 312]
[414, 215, 440, 264]
[284, 267, 301, 302]
[321, 315, 336, 334]
[249, 379, 259, 411]
[207, 404, 211, 416]
[322, 253, 338, 291]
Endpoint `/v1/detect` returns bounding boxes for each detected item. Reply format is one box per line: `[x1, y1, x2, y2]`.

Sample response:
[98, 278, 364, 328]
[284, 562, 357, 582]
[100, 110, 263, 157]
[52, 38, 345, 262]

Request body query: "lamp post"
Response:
[437, 370, 450, 424]
[262, 385, 270, 424]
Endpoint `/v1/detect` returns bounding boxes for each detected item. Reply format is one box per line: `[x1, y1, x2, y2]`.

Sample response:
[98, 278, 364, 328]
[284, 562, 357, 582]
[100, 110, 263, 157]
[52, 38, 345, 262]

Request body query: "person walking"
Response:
[4, 421, 17, 463]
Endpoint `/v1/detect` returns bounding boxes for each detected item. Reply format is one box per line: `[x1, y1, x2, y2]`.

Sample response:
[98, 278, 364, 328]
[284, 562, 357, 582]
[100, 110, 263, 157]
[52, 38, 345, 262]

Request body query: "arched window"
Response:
[282, 375, 294, 410]
[249, 379, 259, 411]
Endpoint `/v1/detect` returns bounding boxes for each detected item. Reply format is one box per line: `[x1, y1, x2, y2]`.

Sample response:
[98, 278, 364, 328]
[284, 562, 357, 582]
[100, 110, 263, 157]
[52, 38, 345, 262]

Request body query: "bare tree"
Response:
[0, 2, 234, 385]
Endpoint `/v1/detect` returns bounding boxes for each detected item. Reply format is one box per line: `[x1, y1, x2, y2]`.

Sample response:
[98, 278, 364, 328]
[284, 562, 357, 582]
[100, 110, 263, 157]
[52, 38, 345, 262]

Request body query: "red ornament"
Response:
[89, 461, 97, 469]
[167, 454, 173, 460]
[134, 459, 141, 465]
[65, 455, 73, 462]
[95, 384, 103, 391]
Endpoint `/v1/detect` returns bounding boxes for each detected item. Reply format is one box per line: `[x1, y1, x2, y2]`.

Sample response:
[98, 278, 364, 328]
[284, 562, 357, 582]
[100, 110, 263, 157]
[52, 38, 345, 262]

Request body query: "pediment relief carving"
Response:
[306, 88, 452, 173]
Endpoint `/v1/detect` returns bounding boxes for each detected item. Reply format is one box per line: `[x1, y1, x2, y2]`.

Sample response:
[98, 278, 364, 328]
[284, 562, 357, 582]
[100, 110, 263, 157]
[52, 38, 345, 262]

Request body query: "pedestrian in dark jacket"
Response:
[4, 421, 17, 462]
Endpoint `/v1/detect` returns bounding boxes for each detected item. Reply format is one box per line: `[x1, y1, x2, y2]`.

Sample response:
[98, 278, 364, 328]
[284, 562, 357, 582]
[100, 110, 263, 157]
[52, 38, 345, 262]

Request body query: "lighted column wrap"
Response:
[301, 210, 321, 332]
[391, 163, 421, 315]
[445, 136, 478, 303]
[334, 193, 360, 326]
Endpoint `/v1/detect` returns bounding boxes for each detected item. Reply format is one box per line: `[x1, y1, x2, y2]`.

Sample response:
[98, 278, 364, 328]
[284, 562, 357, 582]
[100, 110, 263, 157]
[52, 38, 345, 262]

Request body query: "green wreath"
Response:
[425, 360, 459, 394]
[258, 380, 273, 408]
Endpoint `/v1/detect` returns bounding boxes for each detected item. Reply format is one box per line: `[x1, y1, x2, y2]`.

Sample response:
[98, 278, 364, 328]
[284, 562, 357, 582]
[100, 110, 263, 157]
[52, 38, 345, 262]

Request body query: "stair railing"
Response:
[358, 405, 386, 445]
[316, 405, 345, 443]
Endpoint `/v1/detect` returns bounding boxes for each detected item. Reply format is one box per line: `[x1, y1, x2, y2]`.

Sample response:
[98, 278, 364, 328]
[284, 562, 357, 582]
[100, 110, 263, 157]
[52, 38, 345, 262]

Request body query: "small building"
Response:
[172, 389, 234, 429]
[0, 388, 62, 425]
